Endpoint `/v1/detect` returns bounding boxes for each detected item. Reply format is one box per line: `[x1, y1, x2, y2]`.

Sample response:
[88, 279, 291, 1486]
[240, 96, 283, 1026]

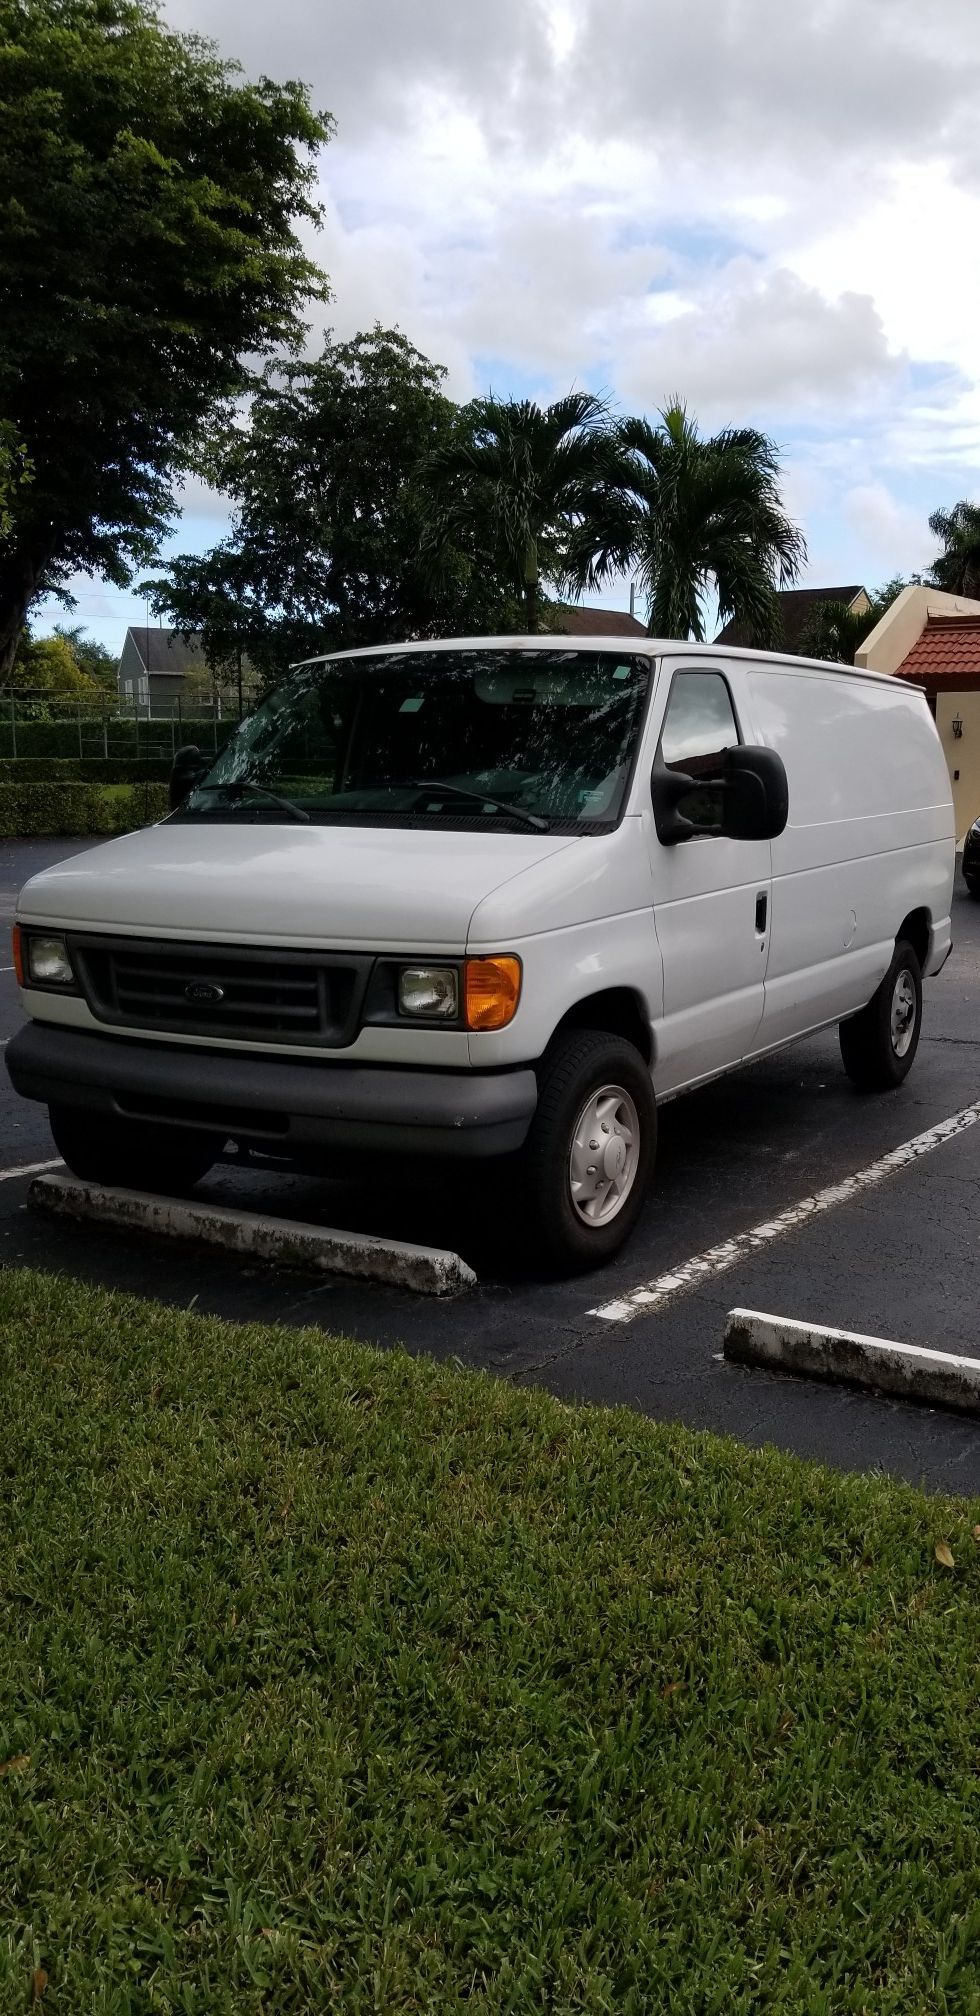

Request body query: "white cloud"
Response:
[613, 266, 903, 422]
[562, 0, 980, 188]
[843, 484, 939, 576]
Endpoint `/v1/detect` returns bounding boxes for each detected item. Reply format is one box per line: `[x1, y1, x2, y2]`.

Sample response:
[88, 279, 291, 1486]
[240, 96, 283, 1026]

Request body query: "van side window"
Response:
[659, 671, 740, 776]
[657, 671, 740, 837]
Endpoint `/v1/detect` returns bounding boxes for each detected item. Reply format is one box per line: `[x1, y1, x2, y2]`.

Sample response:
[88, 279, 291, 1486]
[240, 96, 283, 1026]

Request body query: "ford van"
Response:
[7, 637, 955, 1271]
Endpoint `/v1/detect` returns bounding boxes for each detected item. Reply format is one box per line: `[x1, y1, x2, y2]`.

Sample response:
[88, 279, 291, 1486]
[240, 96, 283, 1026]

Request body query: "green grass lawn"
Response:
[2, 1268, 979, 2014]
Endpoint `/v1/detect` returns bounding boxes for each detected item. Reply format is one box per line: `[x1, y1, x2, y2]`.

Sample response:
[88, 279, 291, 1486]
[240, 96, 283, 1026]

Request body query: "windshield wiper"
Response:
[408, 778, 550, 833]
[192, 780, 311, 825]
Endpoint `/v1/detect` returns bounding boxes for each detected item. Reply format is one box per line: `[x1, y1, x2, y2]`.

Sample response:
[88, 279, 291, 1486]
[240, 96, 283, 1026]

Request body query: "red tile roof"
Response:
[895, 616, 980, 687]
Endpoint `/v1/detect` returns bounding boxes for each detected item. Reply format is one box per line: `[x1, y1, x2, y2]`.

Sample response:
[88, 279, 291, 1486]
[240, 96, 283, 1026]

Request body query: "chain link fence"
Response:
[1, 691, 243, 761]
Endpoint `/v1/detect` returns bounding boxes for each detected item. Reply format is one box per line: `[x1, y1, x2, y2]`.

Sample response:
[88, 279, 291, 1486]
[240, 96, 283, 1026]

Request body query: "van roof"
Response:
[290, 635, 913, 692]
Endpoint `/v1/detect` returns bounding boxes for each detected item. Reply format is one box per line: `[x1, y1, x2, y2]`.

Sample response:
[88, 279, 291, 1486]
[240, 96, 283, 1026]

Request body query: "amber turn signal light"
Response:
[11, 923, 25, 988]
[463, 955, 522, 1031]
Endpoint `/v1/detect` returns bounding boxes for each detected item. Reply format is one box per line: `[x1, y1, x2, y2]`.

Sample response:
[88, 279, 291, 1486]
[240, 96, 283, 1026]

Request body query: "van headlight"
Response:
[398, 966, 459, 1020]
[15, 929, 78, 991]
[394, 956, 522, 1029]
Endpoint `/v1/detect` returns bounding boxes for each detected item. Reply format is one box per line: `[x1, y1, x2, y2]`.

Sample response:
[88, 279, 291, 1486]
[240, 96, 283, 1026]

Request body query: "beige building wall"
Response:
[934, 691, 980, 846]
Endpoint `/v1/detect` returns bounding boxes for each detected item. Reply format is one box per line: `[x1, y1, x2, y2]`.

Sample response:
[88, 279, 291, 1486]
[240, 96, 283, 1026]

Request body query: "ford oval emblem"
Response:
[185, 980, 225, 1006]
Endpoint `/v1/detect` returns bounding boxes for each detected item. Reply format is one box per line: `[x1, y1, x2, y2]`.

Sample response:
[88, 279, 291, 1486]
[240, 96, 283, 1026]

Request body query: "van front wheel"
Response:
[521, 1030, 656, 1272]
[49, 1106, 218, 1194]
[839, 940, 923, 1091]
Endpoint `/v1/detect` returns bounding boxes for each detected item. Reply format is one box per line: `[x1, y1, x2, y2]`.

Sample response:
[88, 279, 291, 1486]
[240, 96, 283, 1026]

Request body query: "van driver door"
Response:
[644, 662, 771, 1096]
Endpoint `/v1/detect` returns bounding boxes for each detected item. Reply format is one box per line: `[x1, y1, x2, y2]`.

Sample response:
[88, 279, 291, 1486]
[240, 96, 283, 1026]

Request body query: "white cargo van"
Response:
[7, 637, 955, 1271]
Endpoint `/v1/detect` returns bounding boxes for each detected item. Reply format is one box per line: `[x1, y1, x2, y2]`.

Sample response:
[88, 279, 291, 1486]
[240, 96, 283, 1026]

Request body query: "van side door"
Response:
[747, 662, 929, 1050]
[645, 662, 771, 1095]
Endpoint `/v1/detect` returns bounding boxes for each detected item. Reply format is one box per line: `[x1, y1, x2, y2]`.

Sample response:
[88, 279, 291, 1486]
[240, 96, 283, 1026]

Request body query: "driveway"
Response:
[3, 835, 979, 1492]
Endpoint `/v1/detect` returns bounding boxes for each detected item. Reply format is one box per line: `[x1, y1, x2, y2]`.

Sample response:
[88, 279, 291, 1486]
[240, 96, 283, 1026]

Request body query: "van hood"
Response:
[17, 819, 580, 950]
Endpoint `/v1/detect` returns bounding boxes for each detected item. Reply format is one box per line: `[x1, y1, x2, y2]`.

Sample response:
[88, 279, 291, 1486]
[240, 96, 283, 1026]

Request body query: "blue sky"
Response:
[41, 0, 980, 656]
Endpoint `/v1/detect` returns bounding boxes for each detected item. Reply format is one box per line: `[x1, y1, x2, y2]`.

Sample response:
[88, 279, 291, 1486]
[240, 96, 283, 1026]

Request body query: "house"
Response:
[857, 585, 980, 843]
[551, 605, 648, 638]
[716, 585, 870, 653]
[118, 627, 208, 718]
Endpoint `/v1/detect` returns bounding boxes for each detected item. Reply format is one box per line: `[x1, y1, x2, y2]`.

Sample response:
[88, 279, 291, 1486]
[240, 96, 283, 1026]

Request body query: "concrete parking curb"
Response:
[724, 1307, 980, 1417]
[29, 1174, 478, 1297]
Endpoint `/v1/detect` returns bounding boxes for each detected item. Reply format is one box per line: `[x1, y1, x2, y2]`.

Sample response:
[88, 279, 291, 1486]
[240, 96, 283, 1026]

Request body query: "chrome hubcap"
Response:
[569, 1084, 641, 1226]
[890, 969, 917, 1057]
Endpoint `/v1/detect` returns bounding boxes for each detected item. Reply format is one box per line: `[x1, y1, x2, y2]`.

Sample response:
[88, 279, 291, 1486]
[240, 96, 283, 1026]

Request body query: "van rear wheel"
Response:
[521, 1030, 656, 1273]
[839, 940, 922, 1091]
[49, 1106, 219, 1194]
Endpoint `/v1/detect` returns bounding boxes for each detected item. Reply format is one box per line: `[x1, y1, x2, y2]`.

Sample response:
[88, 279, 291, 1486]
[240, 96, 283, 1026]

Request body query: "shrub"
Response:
[0, 758, 172, 784]
[0, 782, 170, 837]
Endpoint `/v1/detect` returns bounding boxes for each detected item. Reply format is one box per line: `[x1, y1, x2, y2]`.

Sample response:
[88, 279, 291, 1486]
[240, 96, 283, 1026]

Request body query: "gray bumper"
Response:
[6, 1022, 538, 1159]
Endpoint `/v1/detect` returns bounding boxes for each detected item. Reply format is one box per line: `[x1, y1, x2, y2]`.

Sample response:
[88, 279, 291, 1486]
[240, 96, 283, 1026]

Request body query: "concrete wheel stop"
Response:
[30, 1173, 477, 1297]
[724, 1307, 980, 1417]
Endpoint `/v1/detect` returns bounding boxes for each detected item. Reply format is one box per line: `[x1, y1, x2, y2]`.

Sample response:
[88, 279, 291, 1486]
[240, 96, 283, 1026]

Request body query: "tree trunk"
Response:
[524, 534, 539, 634]
[0, 545, 43, 687]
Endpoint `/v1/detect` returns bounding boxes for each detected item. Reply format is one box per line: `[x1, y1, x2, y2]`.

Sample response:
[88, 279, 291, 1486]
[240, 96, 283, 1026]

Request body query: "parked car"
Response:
[963, 814, 980, 897]
[7, 637, 955, 1273]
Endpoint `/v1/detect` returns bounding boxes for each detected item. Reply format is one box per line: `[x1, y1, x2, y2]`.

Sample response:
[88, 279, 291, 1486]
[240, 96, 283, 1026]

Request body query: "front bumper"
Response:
[6, 1023, 538, 1159]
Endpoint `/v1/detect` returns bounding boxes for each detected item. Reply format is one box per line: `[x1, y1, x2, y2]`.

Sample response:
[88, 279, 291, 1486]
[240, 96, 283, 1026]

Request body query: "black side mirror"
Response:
[720, 745, 789, 841]
[651, 743, 788, 846]
[169, 743, 209, 811]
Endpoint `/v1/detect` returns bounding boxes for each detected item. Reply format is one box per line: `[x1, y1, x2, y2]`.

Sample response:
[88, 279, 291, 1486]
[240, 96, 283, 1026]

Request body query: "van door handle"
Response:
[755, 892, 768, 934]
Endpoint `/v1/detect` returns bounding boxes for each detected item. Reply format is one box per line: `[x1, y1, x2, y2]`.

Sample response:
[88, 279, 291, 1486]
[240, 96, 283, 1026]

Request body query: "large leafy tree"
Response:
[0, 424, 31, 542]
[424, 392, 612, 632]
[0, 0, 330, 681]
[570, 402, 805, 643]
[928, 502, 980, 600]
[52, 624, 119, 693]
[147, 328, 520, 681]
[148, 545, 263, 711]
[11, 627, 101, 695]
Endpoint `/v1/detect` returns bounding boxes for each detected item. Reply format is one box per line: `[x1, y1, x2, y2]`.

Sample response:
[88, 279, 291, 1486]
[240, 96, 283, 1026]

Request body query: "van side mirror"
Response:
[651, 744, 788, 845]
[169, 743, 209, 811]
[720, 745, 788, 841]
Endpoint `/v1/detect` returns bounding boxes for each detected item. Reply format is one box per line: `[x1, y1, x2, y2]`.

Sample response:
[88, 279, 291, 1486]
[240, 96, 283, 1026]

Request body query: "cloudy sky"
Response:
[59, 0, 980, 649]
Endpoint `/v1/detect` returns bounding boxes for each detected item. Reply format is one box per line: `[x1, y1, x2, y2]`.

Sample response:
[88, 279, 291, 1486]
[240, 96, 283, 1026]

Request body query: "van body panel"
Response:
[17, 820, 580, 952]
[748, 665, 956, 1045]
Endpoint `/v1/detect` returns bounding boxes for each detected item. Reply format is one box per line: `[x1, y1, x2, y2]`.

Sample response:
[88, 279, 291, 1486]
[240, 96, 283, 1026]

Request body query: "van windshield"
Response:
[180, 648, 652, 833]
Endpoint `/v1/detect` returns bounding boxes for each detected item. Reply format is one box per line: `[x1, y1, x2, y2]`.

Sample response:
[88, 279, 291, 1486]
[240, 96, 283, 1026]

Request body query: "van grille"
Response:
[71, 936, 372, 1048]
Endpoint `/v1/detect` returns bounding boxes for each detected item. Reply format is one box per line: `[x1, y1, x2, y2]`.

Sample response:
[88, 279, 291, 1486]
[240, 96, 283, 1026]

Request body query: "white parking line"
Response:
[589, 1097, 980, 1324]
[0, 1158, 63, 1184]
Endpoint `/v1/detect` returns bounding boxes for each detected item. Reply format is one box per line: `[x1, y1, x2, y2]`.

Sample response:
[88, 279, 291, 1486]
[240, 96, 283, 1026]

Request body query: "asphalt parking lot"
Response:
[3, 834, 980, 1492]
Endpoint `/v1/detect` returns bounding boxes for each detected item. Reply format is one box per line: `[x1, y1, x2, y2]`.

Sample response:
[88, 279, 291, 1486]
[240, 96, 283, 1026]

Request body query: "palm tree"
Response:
[796, 599, 877, 664]
[425, 391, 611, 632]
[569, 401, 805, 644]
[929, 501, 980, 600]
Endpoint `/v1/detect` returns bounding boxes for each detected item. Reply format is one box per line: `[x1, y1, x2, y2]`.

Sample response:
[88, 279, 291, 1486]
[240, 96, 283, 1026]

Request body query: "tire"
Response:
[965, 877, 980, 901]
[839, 940, 923, 1092]
[49, 1106, 218, 1193]
[520, 1029, 657, 1273]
